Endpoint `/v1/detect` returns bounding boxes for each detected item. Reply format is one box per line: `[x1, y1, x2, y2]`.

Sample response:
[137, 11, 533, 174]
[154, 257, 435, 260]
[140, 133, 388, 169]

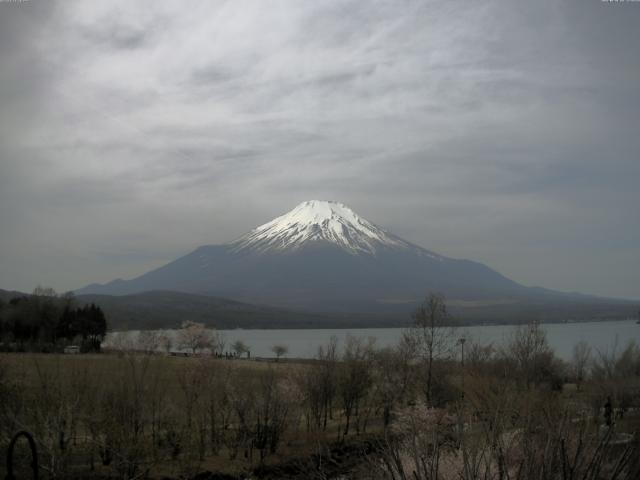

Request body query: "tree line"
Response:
[0, 286, 107, 352]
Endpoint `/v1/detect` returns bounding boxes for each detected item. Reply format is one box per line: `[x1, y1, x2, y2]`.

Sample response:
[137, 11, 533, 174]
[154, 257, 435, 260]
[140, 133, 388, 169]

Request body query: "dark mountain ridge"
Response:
[2, 287, 634, 331]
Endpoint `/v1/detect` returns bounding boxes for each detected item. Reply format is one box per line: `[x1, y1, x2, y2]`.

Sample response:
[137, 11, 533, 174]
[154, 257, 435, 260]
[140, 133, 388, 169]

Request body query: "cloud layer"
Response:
[0, 0, 638, 299]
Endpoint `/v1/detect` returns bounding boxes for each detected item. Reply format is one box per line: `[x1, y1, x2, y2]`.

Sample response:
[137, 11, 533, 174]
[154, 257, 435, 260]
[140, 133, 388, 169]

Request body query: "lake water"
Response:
[105, 320, 640, 361]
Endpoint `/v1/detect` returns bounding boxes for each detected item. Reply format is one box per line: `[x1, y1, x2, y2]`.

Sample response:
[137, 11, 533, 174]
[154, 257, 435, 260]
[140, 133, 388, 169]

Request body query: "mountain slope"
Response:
[75, 291, 339, 330]
[76, 200, 623, 316]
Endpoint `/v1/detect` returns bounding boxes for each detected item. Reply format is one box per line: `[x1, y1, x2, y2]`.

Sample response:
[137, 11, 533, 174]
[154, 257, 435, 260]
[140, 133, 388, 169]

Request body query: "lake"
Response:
[104, 319, 640, 361]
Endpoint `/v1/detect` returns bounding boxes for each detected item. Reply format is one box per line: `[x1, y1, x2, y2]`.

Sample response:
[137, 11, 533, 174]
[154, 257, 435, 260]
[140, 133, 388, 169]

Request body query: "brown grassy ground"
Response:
[0, 352, 378, 479]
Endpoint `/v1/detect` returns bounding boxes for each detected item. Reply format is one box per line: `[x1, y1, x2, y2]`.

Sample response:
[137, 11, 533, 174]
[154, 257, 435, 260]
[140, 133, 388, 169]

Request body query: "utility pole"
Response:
[457, 336, 467, 458]
[459, 337, 466, 400]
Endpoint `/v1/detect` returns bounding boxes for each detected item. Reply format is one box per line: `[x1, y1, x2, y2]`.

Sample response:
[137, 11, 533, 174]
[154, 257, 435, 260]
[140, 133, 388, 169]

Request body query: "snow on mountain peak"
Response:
[230, 200, 411, 255]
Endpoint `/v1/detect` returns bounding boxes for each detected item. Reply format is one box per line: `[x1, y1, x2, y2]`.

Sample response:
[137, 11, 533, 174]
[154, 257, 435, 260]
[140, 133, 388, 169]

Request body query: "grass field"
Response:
[1, 331, 640, 480]
[0, 351, 380, 479]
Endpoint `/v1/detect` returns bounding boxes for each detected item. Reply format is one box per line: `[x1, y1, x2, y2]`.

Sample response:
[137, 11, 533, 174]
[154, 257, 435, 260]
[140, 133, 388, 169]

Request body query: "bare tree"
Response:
[296, 337, 341, 433]
[252, 368, 293, 462]
[226, 370, 257, 461]
[590, 340, 640, 422]
[407, 293, 456, 405]
[231, 339, 249, 357]
[32, 285, 58, 298]
[22, 358, 80, 478]
[317, 336, 339, 430]
[338, 336, 375, 435]
[373, 336, 417, 429]
[572, 340, 592, 390]
[271, 344, 288, 362]
[374, 405, 457, 480]
[296, 365, 324, 432]
[174, 358, 210, 474]
[504, 320, 556, 389]
[202, 360, 233, 455]
[84, 352, 158, 479]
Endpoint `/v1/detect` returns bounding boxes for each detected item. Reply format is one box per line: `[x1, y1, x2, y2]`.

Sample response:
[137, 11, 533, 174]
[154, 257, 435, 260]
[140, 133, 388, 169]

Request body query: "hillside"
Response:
[75, 290, 347, 330]
[2, 287, 636, 330]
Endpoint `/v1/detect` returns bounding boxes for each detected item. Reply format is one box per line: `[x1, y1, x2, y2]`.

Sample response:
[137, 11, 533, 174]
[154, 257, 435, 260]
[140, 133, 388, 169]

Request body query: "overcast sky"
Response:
[0, 0, 638, 300]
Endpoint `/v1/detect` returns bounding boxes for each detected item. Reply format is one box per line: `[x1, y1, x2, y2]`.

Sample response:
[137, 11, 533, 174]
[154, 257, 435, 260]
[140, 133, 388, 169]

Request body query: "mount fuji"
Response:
[77, 200, 628, 320]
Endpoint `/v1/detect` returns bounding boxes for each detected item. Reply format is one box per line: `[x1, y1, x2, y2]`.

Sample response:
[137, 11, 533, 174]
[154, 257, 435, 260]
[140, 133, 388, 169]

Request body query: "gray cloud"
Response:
[0, 0, 638, 300]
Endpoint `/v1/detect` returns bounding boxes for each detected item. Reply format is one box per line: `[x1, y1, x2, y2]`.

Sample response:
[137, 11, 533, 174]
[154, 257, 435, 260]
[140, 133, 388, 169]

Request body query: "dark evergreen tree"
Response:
[1, 292, 107, 352]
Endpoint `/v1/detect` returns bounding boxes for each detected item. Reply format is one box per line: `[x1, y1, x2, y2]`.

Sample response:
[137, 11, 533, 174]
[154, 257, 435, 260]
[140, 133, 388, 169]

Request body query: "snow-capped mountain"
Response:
[77, 200, 600, 316]
[230, 200, 429, 256]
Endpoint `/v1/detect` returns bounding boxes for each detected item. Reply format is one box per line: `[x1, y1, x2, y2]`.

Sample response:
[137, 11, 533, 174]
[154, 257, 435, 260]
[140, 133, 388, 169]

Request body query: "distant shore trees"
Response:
[178, 320, 213, 354]
[177, 320, 225, 355]
[0, 286, 107, 352]
[271, 344, 288, 361]
[231, 339, 249, 357]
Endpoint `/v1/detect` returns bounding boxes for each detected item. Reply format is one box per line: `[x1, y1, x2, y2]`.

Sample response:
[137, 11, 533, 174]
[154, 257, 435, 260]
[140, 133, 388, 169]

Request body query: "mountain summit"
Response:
[77, 200, 613, 318]
[230, 200, 414, 255]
